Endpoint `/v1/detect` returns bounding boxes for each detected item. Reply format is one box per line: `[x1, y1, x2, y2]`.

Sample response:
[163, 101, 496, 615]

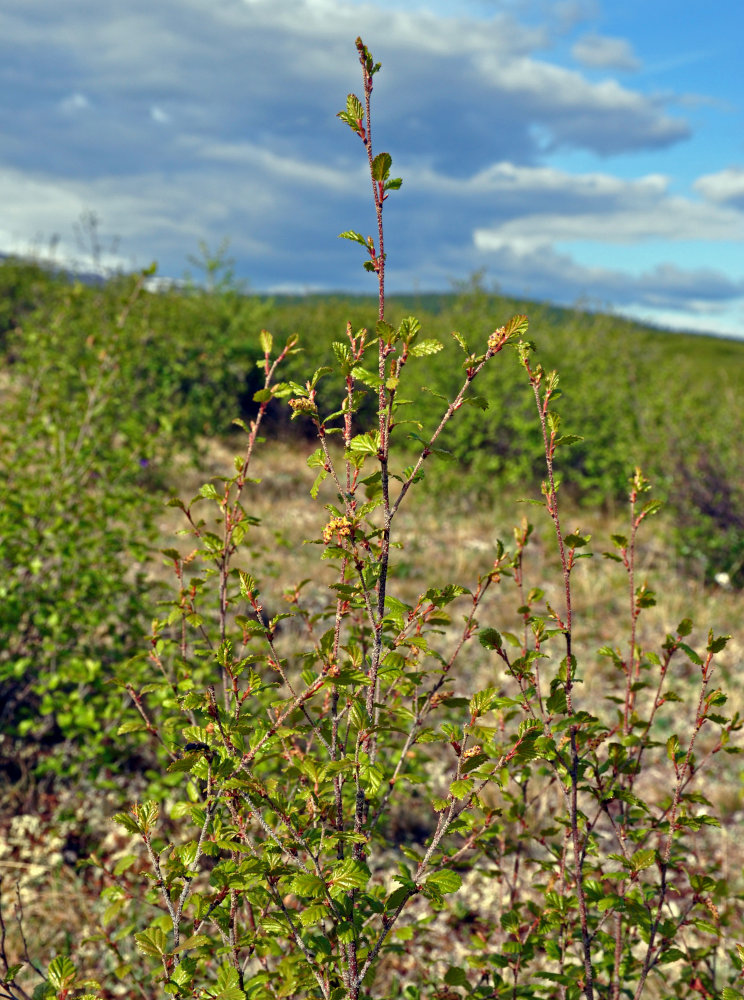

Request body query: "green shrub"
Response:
[0, 252, 279, 782]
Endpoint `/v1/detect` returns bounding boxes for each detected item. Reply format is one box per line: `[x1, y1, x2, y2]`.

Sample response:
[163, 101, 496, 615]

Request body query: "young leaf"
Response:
[371, 151, 392, 182]
[338, 230, 368, 247]
[259, 329, 273, 355]
[48, 956, 77, 992]
[337, 93, 364, 133]
[135, 926, 168, 958]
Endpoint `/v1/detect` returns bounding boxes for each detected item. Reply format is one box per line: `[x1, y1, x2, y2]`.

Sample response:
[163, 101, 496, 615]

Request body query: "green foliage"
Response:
[0, 256, 272, 780]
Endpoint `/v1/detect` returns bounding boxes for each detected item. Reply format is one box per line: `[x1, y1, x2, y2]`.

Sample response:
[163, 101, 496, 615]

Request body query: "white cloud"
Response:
[474, 197, 744, 250]
[694, 167, 744, 207]
[571, 32, 641, 71]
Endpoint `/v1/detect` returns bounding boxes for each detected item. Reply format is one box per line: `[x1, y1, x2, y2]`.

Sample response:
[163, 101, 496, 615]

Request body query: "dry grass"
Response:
[158, 433, 742, 710]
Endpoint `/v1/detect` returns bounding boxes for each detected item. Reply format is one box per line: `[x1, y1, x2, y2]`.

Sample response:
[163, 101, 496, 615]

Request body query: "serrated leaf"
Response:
[409, 339, 443, 358]
[328, 859, 371, 897]
[372, 151, 392, 182]
[462, 395, 489, 411]
[167, 753, 202, 773]
[338, 230, 368, 247]
[504, 314, 529, 337]
[679, 642, 703, 666]
[348, 431, 380, 455]
[444, 966, 468, 986]
[337, 99, 364, 134]
[48, 956, 77, 991]
[426, 869, 462, 894]
[113, 811, 141, 835]
[451, 330, 469, 354]
[478, 628, 503, 651]
[676, 617, 693, 637]
[350, 365, 382, 388]
[289, 873, 326, 898]
[135, 926, 168, 958]
[708, 633, 730, 654]
[450, 778, 473, 799]
[299, 904, 328, 927]
[630, 849, 656, 872]
[173, 933, 211, 953]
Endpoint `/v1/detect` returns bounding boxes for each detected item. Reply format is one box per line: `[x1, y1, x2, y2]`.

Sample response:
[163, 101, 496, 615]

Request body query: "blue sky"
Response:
[1, 0, 743, 337]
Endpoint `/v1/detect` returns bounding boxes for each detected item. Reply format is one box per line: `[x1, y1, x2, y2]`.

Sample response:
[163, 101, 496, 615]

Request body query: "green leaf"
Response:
[708, 632, 730, 654]
[444, 966, 468, 986]
[449, 779, 473, 799]
[113, 854, 138, 876]
[259, 329, 273, 355]
[116, 720, 147, 735]
[679, 642, 703, 666]
[113, 811, 141, 835]
[299, 904, 328, 927]
[409, 339, 443, 358]
[641, 499, 663, 516]
[676, 617, 693, 637]
[338, 230, 368, 247]
[425, 869, 462, 895]
[461, 394, 489, 411]
[350, 365, 382, 388]
[48, 956, 77, 991]
[289, 873, 326, 898]
[328, 858, 370, 897]
[372, 151, 392, 182]
[451, 330, 469, 354]
[167, 752, 202, 773]
[478, 628, 502, 651]
[630, 849, 656, 873]
[173, 933, 211, 953]
[238, 570, 257, 600]
[215, 962, 245, 1000]
[337, 93, 364, 133]
[135, 926, 168, 958]
[198, 482, 221, 500]
[504, 313, 529, 337]
[348, 431, 380, 455]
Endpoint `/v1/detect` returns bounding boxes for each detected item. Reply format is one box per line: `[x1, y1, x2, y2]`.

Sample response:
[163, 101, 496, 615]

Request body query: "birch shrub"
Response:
[4, 38, 742, 1000]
